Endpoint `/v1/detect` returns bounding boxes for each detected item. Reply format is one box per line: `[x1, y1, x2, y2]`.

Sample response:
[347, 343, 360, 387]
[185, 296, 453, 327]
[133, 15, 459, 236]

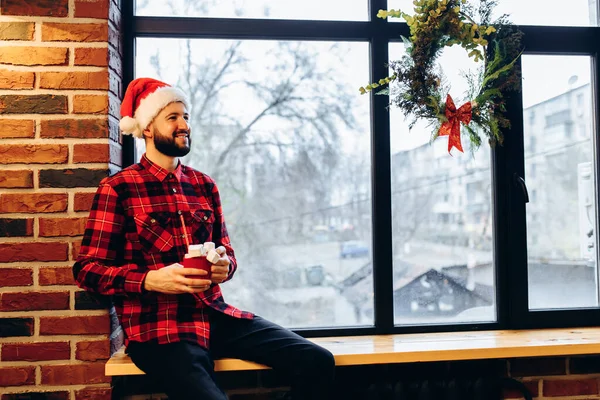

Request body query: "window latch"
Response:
[513, 173, 529, 203]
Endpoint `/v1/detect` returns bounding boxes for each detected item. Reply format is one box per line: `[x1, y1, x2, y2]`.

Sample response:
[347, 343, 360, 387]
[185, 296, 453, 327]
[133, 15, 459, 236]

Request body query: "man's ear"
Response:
[142, 125, 153, 140]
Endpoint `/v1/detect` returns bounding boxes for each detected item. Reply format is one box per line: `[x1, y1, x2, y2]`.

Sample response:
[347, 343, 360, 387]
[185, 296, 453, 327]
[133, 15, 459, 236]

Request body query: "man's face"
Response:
[148, 102, 191, 157]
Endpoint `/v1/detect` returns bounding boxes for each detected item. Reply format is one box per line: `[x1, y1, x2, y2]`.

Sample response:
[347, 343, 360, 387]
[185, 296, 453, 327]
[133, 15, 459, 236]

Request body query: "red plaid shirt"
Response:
[74, 154, 253, 349]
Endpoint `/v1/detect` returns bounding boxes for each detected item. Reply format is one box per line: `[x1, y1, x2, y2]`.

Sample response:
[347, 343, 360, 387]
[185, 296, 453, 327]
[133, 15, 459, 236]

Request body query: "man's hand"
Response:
[210, 246, 230, 284]
[144, 263, 212, 294]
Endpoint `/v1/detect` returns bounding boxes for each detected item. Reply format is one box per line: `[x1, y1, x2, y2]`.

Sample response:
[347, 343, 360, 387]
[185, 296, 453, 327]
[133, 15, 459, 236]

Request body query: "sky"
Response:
[135, 0, 595, 152]
[137, 0, 595, 26]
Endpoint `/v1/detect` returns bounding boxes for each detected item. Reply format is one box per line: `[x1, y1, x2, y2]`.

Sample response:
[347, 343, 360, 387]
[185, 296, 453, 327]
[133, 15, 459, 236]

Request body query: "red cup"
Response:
[182, 255, 212, 279]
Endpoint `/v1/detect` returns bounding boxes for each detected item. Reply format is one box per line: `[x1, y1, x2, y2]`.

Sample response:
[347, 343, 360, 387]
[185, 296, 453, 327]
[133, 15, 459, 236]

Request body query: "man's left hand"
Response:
[210, 246, 230, 284]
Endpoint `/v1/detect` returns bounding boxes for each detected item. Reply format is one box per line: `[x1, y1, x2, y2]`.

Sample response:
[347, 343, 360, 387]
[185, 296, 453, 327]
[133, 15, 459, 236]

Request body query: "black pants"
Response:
[126, 311, 335, 400]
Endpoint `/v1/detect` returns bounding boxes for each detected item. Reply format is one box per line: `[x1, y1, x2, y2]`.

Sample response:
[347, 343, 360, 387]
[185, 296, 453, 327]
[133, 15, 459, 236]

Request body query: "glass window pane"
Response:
[135, 0, 368, 21]
[389, 44, 496, 325]
[389, 0, 597, 27]
[135, 38, 373, 328]
[522, 55, 598, 310]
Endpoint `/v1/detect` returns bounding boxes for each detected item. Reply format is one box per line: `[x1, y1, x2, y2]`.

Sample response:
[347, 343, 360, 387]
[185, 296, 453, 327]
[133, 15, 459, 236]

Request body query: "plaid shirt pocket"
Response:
[186, 208, 215, 244]
[134, 212, 175, 253]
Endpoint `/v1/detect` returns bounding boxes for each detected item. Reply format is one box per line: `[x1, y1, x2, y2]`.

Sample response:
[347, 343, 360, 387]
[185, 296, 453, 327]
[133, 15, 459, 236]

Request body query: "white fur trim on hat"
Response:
[119, 116, 141, 138]
[120, 86, 190, 139]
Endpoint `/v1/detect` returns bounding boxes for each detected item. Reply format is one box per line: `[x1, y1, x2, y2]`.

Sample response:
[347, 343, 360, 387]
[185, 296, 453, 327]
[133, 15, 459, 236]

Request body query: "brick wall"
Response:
[115, 356, 600, 399]
[0, 0, 122, 399]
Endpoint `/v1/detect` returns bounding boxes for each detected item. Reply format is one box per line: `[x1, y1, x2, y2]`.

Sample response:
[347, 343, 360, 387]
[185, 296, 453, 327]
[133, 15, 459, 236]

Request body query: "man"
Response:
[73, 77, 335, 400]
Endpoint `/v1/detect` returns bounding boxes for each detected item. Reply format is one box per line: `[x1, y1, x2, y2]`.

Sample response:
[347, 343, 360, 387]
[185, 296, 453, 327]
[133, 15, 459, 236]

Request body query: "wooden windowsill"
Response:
[105, 327, 600, 376]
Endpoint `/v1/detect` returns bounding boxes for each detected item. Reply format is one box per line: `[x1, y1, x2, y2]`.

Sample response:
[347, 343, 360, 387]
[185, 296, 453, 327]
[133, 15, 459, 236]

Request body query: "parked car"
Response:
[340, 240, 369, 259]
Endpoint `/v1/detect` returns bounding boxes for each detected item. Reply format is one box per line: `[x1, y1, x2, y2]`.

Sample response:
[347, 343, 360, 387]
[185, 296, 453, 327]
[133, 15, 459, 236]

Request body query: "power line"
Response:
[229, 138, 591, 228]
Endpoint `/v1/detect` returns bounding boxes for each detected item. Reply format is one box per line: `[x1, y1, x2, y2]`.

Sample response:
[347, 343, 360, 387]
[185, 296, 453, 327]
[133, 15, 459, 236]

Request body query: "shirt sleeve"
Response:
[73, 183, 148, 295]
[210, 180, 237, 282]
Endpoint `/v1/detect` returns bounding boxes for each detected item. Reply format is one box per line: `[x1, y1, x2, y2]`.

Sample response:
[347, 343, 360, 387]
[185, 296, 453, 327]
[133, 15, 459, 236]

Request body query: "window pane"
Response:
[522, 55, 598, 310]
[389, 44, 496, 325]
[389, 0, 597, 27]
[135, 0, 368, 21]
[135, 38, 373, 328]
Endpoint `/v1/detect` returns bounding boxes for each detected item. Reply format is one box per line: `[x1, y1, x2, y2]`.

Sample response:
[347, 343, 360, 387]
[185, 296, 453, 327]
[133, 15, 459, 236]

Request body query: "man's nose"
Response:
[177, 117, 189, 130]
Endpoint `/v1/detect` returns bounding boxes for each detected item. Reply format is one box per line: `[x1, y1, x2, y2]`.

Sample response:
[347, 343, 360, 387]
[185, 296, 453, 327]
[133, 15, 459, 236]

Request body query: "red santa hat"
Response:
[119, 77, 190, 138]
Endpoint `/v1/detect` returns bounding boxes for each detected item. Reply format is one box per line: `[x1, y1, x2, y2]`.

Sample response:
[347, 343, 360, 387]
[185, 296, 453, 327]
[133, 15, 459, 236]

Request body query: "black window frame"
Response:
[121, 0, 600, 337]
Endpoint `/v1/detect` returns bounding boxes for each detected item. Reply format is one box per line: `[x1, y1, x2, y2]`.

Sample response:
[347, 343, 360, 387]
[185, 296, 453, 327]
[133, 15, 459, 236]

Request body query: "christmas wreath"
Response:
[361, 0, 523, 153]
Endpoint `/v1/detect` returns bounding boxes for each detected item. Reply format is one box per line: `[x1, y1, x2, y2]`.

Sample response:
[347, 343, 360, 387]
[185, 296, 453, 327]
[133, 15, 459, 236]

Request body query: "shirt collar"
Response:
[140, 154, 183, 182]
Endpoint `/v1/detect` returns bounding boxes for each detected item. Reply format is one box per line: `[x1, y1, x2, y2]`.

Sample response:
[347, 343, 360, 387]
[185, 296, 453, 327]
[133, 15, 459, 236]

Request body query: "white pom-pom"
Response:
[119, 116, 142, 138]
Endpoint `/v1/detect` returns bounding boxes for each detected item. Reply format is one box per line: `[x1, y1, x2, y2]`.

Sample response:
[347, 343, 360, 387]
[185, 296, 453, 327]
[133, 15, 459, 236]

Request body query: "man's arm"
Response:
[210, 180, 237, 282]
[73, 183, 148, 295]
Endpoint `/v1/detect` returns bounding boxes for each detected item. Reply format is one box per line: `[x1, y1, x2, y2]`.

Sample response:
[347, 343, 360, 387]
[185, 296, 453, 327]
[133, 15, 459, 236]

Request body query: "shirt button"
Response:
[150, 219, 156, 224]
[203, 216, 208, 221]
[172, 188, 177, 193]
[177, 210, 182, 215]
[167, 174, 173, 179]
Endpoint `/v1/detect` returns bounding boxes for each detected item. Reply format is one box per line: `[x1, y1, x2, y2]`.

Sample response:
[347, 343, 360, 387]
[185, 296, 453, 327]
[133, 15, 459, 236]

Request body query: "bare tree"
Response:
[139, 1, 362, 319]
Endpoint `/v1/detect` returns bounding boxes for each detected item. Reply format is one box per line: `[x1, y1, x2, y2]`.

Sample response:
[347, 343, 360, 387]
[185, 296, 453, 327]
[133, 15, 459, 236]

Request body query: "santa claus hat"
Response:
[119, 77, 190, 138]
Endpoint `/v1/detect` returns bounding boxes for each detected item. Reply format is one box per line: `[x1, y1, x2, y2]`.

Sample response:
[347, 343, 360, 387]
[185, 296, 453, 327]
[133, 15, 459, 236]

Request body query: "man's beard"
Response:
[153, 128, 192, 157]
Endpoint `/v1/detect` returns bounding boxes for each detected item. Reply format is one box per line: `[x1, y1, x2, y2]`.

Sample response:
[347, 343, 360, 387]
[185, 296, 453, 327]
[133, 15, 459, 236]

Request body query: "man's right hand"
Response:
[143, 263, 212, 294]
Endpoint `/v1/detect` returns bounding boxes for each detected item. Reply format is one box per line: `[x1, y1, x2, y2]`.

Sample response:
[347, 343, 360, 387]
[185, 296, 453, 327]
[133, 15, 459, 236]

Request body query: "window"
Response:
[135, 36, 372, 329]
[522, 55, 597, 310]
[389, 0, 598, 26]
[126, 0, 600, 335]
[136, 0, 368, 20]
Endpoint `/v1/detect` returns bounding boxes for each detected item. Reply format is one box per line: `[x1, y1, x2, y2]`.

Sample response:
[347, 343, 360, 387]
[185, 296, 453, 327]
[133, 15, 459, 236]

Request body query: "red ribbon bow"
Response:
[438, 94, 472, 154]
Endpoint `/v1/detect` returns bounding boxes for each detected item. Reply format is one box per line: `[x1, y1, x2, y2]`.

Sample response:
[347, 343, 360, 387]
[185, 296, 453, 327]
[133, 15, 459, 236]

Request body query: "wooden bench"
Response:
[106, 327, 600, 376]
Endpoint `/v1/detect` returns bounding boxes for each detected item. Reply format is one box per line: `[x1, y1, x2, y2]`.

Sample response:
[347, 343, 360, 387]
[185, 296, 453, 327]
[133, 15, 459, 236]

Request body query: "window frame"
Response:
[122, 0, 600, 336]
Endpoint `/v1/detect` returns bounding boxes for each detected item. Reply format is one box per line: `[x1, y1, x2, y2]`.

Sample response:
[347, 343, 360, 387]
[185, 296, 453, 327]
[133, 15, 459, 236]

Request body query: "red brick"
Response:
[510, 357, 566, 376]
[108, 46, 122, 76]
[0, 144, 68, 164]
[75, 0, 109, 18]
[0, 170, 33, 188]
[41, 118, 109, 139]
[40, 71, 109, 90]
[74, 192, 97, 211]
[0, 366, 35, 386]
[0, 291, 69, 311]
[0, 22, 35, 41]
[1, 0, 68, 17]
[543, 378, 598, 396]
[0, 119, 35, 138]
[2, 391, 69, 400]
[40, 316, 110, 335]
[41, 363, 109, 385]
[74, 47, 108, 66]
[108, 24, 120, 55]
[109, 2, 121, 30]
[39, 168, 108, 188]
[110, 141, 122, 167]
[0, 317, 34, 337]
[0, 47, 68, 66]
[76, 340, 110, 361]
[2, 341, 70, 361]
[0, 218, 33, 237]
[108, 73, 122, 99]
[0, 70, 34, 89]
[0, 95, 67, 114]
[73, 94, 108, 114]
[75, 387, 112, 400]
[42, 23, 108, 42]
[39, 217, 87, 237]
[39, 267, 74, 286]
[0, 242, 69, 263]
[503, 380, 539, 398]
[71, 239, 82, 260]
[0, 268, 33, 286]
[0, 193, 67, 213]
[73, 143, 109, 163]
